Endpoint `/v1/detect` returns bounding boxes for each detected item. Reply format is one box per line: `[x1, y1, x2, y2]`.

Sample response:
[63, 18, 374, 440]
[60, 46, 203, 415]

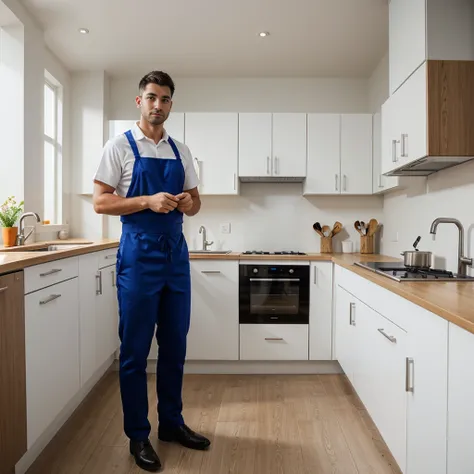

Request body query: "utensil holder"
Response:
[320, 237, 333, 254]
[360, 235, 374, 254]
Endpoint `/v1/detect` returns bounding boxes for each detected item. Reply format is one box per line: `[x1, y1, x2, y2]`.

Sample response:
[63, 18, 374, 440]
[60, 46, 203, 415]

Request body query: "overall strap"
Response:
[167, 137, 182, 162]
[124, 130, 141, 159]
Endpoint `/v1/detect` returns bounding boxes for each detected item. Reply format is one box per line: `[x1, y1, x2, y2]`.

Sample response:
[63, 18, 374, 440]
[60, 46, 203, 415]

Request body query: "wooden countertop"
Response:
[2, 244, 473, 335]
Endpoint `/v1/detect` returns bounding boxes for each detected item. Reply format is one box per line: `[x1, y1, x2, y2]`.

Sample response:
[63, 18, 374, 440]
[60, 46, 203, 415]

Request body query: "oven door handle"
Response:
[249, 278, 300, 282]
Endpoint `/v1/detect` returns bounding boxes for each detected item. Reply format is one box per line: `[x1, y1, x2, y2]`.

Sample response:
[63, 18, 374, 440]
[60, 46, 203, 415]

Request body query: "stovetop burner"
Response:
[242, 250, 307, 256]
[354, 261, 474, 282]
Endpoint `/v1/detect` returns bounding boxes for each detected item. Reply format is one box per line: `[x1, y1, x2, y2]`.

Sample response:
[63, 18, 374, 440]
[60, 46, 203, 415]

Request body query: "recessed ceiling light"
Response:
[78, 28, 89, 34]
[259, 31, 270, 37]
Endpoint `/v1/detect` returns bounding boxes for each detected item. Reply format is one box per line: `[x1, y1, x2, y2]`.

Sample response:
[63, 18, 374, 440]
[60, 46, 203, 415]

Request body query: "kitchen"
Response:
[1, 0, 474, 473]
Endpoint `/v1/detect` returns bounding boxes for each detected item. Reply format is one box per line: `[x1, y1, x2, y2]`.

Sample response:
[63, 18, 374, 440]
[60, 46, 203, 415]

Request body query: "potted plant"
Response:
[0, 196, 24, 247]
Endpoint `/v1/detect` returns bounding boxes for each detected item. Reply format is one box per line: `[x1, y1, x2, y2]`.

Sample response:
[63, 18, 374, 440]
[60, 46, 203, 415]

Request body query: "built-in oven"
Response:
[239, 263, 310, 324]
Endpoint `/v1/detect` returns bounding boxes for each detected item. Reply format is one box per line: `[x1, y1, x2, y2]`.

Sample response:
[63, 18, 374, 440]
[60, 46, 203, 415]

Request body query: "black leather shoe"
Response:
[129, 439, 162, 472]
[158, 424, 211, 450]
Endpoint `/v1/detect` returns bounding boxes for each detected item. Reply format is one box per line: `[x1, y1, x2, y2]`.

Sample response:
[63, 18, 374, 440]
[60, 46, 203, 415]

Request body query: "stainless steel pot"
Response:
[400, 250, 432, 268]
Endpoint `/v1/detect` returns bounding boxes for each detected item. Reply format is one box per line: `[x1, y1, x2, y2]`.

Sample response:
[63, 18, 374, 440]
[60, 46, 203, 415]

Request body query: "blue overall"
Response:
[116, 130, 191, 442]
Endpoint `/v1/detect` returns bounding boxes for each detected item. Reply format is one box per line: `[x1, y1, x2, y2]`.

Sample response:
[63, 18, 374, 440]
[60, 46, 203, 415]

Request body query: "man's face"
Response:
[136, 83, 173, 126]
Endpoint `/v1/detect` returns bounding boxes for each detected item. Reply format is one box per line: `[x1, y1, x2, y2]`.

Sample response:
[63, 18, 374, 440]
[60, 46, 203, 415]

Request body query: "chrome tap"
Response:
[199, 225, 214, 251]
[16, 212, 41, 246]
[430, 217, 473, 277]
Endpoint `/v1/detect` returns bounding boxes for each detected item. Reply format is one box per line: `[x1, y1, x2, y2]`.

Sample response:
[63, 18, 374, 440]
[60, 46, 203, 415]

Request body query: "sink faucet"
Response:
[430, 217, 473, 276]
[16, 212, 41, 246]
[199, 225, 214, 251]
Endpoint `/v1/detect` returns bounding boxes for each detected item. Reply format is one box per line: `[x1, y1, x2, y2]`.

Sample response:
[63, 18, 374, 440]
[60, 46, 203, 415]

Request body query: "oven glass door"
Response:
[249, 277, 300, 319]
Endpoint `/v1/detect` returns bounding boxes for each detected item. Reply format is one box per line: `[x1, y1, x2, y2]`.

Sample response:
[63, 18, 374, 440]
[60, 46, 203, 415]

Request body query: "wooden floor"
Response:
[26, 371, 401, 474]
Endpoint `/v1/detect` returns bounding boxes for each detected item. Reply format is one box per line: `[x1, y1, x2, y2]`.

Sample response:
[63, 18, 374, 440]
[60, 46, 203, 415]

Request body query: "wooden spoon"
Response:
[312, 222, 324, 238]
[354, 221, 364, 236]
[332, 221, 343, 236]
[367, 218, 379, 237]
[322, 225, 331, 238]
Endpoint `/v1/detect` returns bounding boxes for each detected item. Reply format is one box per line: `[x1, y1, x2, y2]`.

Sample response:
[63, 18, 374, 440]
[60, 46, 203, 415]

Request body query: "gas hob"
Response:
[242, 250, 307, 256]
[354, 261, 474, 282]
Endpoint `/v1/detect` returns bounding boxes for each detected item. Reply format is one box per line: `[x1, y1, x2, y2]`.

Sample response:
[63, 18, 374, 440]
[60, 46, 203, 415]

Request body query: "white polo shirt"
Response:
[94, 122, 199, 197]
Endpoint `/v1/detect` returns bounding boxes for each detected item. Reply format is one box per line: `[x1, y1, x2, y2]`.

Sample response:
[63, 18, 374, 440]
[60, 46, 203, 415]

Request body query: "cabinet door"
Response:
[96, 265, 119, 367]
[108, 120, 136, 140]
[184, 113, 238, 195]
[340, 114, 373, 195]
[25, 278, 80, 448]
[164, 112, 185, 143]
[309, 262, 333, 360]
[304, 114, 341, 194]
[238, 113, 272, 178]
[334, 285, 357, 383]
[389, 0, 426, 94]
[0, 272, 26, 472]
[272, 113, 307, 178]
[358, 305, 407, 473]
[447, 323, 473, 474]
[381, 95, 399, 175]
[187, 261, 239, 360]
[78, 253, 99, 386]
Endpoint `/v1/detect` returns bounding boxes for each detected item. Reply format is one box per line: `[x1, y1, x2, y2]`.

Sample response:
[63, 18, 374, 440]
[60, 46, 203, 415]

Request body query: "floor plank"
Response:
[26, 371, 401, 474]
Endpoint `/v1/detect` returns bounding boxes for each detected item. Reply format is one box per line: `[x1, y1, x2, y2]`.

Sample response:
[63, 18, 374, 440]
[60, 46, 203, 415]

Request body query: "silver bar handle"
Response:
[378, 328, 397, 343]
[265, 337, 283, 341]
[274, 156, 279, 175]
[406, 357, 414, 392]
[267, 156, 270, 175]
[104, 255, 115, 260]
[111, 270, 116, 287]
[313, 266, 317, 285]
[0, 286, 8, 293]
[40, 294, 61, 305]
[401, 134, 408, 157]
[392, 139, 398, 163]
[335, 174, 339, 191]
[349, 302, 356, 326]
[96, 271, 102, 295]
[343, 175, 347, 191]
[233, 173, 236, 190]
[249, 278, 300, 282]
[201, 270, 221, 274]
[378, 173, 384, 188]
[40, 268, 62, 277]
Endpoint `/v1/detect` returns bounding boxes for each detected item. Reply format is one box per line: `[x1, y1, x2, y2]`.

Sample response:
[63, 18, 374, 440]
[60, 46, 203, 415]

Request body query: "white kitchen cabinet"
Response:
[309, 262, 333, 360]
[25, 277, 80, 449]
[389, 0, 474, 95]
[109, 113, 185, 143]
[186, 260, 239, 360]
[96, 264, 119, 368]
[447, 323, 474, 474]
[334, 265, 448, 474]
[304, 114, 340, 194]
[340, 114, 373, 194]
[272, 113, 307, 178]
[240, 324, 308, 361]
[184, 113, 238, 195]
[238, 113, 272, 178]
[238, 113, 306, 180]
[304, 114, 373, 195]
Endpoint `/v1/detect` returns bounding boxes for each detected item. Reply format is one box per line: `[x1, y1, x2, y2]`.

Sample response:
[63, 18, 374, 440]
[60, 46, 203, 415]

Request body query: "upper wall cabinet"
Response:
[382, 60, 474, 177]
[238, 113, 306, 181]
[389, 0, 474, 94]
[184, 113, 239, 195]
[304, 114, 373, 195]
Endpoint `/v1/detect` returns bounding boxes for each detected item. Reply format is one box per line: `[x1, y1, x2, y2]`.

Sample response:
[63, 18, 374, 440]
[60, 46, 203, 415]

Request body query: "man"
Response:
[93, 71, 210, 472]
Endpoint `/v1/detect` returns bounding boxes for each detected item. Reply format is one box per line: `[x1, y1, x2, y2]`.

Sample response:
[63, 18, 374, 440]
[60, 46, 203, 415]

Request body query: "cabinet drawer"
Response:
[24, 257, 79, 294]
[98, 248, 117, 269]
[240, 324, 308, 360]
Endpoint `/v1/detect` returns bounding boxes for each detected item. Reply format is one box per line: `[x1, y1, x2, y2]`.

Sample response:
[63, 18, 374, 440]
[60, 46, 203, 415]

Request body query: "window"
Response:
[44, 71, 63, 224]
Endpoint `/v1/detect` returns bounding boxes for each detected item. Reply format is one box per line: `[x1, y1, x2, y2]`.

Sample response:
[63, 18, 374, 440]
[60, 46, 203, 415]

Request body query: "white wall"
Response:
[98, 75, 384, 251]
[368, 52, 389, 113]
[1, 0, 71, 239]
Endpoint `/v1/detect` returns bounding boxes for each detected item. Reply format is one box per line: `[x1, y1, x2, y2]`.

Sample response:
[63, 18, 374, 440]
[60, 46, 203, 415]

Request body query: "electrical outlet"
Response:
[220, 223, 231, 234]
[393, 231, 399, 243]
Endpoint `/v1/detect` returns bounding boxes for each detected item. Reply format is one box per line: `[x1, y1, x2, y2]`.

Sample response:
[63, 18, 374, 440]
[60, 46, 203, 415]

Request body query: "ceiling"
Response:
[0, 1, 20, 26]
[19, 0, 388, 78]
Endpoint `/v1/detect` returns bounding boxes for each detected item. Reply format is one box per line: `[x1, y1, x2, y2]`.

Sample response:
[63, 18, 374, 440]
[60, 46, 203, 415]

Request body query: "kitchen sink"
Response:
[189, 250, 232, 255]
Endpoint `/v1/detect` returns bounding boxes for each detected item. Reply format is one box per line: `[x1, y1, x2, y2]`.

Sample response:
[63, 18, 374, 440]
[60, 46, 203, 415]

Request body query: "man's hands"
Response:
[147, 192, 193, 214]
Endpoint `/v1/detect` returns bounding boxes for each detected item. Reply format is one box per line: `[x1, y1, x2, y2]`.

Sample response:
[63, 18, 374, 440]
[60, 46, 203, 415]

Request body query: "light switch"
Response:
[220, 223, 231, 234]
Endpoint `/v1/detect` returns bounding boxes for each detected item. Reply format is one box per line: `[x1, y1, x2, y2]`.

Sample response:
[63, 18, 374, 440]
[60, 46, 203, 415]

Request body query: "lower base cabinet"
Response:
[334, 266, 448, 474]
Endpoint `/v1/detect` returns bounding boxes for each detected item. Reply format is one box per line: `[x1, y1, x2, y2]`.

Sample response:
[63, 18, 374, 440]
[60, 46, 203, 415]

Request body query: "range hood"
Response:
[384, 155, 474, 177]
[239, 176, 305, 183]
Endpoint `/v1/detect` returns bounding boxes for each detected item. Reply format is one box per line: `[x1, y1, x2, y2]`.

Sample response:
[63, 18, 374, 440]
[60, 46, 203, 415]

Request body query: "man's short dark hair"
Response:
[139, 71, 175, 97]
